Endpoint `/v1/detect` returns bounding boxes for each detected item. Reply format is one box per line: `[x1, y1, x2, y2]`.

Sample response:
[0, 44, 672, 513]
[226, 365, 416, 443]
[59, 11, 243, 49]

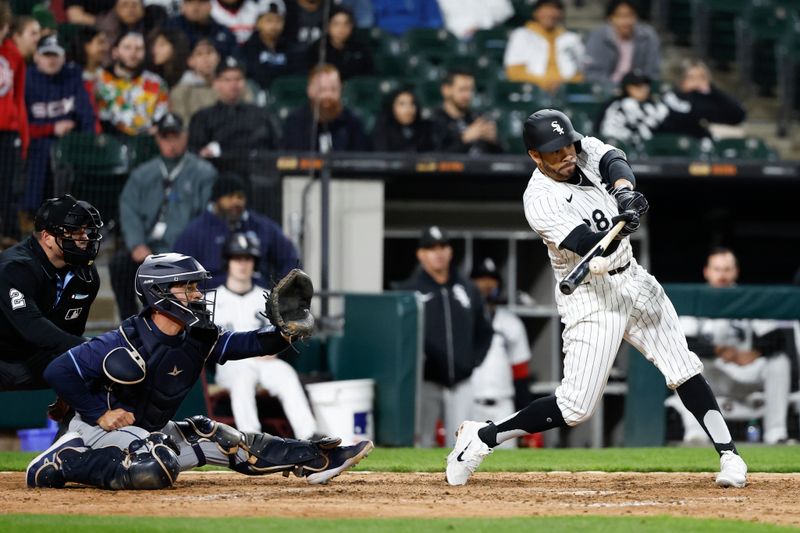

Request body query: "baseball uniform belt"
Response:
[608, 261, 631, 276]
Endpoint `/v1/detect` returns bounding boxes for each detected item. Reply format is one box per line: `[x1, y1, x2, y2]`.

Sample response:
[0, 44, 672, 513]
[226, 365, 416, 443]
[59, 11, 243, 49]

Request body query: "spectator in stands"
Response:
[242, 3, 291, 89]
[395, 226, 493, 447]
[188, 55, 277, 175]
[671, 248, 792, 445]
[0, 2, 29, 243]
[213, 232, 321, 439]
[95, 31, 169, 136]
[431, 70, 502, 154]
[372, 0, 443, 36]
[469, 258, 533, 450]
[306, 6, 373, 80]
[66, 0, 117, 26]
[371, 87, 435, 152]
[22, 36, 95, 235]
[597, 70, 667, 146]
[164, 0, 239, 59]
[437, 0, 513, 40]
[282, 63, 370, 152]
[96, 0, 150, 56]
[171, 39, 256, 125]
[583, 0, 661, 87]
[69, 25, 110, 96]
[174, 172, 299, 287]
[145, 26, 189, 87]
[283, 0, 323, 58]
[212, 0, 274, 45]
[503, 0, 584, 93]
[11, 15, 41, 59]
[111, 112, 217, 319]
[659, 58, 746, 140]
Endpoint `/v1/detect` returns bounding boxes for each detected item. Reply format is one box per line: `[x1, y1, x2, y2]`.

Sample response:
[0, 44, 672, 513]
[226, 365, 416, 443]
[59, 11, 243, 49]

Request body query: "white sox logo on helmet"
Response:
[551, 121, 565, 135]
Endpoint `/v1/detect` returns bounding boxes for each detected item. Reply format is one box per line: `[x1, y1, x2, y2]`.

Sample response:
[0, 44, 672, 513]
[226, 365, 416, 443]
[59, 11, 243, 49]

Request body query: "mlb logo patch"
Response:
[65, 308, 83, 320]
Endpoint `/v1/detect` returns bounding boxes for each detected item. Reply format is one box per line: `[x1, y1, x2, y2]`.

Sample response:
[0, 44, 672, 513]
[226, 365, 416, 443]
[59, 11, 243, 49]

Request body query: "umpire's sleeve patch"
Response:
[9, 289, 26, 310]
[103, 347, 147, 385]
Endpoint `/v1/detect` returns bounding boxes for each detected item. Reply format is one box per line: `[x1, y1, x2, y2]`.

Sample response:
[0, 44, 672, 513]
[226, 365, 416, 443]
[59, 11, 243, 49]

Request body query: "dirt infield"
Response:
[2, 471, 799, 526]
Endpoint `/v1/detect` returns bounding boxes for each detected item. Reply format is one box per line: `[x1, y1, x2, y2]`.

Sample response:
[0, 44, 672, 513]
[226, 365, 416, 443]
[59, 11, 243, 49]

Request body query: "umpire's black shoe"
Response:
[301, 440, 374, 484]
[25, 432, 85, 488]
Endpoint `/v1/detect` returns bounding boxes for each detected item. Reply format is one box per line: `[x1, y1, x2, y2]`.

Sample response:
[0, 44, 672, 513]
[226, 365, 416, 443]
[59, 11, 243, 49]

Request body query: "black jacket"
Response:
[306, 37, 374, 80]
[0, 236, 99, 362]
[396, 266, 493, 387]
[430, 108, 503, 155]
[241, 34, 292, 89]
[371, 116, 435, 153]
[281, 105, 370, 152]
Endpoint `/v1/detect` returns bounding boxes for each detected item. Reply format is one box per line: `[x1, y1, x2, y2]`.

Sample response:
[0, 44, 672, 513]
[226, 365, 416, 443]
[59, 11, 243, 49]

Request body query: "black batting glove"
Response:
[611, 210, 640, 239]
[612, 187, 649, 217]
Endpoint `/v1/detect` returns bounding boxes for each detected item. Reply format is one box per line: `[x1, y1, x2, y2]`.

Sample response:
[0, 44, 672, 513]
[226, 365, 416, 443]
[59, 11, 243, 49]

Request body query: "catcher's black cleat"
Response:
[299, 440, 374, 484]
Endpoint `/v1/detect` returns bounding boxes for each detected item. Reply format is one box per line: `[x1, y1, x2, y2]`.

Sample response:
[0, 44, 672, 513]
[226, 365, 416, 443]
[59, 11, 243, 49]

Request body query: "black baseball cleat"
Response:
[25, 431, 85, 488]
[300, 440, 374, 484]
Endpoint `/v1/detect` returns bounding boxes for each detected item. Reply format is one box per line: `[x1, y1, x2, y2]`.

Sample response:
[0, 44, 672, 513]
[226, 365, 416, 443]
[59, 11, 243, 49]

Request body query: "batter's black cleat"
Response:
[25, 432, 85, 488]
[300, 440, 374, 484]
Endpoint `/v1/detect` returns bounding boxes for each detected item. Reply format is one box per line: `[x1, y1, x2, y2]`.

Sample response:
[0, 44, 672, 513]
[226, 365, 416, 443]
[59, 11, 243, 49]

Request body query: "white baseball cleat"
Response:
[716, 450, 747, 488]
[446, 421, 493, 486]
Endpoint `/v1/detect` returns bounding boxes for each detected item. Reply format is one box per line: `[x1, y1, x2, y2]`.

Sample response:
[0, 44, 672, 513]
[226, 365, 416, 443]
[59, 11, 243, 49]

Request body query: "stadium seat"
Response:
[493, 108, 528, 154]
[342, 77, 401, 114]
[374, 53, 442, 82]
[640, 133, 713, 159]
[349, 104, 377, 134]
[415, 79, 445, 109]
[560, 107, 596, 137]
[127, 135, 159, 170]
[403, 28, 465, 64]
[266, 75, 309, 109]
[713, 138, 778, 161]
[52, 133, 130, 225]
[471, 28, 509, 63]
[690, 0, 751, 67]
[490, 81, 551, 110]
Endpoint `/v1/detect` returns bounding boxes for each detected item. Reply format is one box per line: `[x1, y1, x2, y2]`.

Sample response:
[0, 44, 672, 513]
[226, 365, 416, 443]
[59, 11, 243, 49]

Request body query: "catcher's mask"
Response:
[523, 108, 583, 153]
[34, 194, 103, 270]
[134, 253, 216, 328]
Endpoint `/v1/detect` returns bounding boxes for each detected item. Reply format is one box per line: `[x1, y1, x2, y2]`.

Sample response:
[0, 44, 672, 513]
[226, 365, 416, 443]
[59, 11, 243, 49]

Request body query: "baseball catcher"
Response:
[26, 254, 372, 490]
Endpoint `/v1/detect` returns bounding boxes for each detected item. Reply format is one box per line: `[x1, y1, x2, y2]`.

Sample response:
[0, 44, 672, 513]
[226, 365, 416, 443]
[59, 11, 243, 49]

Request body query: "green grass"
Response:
[3, 445, 799, 473]
[0, 515, 797, 533]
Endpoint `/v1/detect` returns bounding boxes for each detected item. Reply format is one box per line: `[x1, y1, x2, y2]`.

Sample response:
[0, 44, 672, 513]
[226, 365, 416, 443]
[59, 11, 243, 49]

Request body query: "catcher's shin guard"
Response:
[173, 415, 343, 477]
[57, 433, 180, 490]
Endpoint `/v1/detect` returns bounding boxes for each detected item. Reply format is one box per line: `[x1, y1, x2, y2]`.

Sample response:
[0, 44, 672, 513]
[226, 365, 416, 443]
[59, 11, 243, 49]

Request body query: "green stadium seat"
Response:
[266, 75, 309, 109]
[494, 108, 528, 154]
[403, 28, 465, 64]
[349, 104, 376, 134]
[640, 133, 713, 159]
[691, 0, 751, 66]
[52, 133, 130, 225]
[713, 138, 778, 160]
[490, 81, 551, 110]
[560, 107, 596, 137]
[375, 53, 442, 82]
[127, 135, 159, 170]
[342, 77, 402, 114]
[471, 28, 509, 63]
[415, 79, 445, 109]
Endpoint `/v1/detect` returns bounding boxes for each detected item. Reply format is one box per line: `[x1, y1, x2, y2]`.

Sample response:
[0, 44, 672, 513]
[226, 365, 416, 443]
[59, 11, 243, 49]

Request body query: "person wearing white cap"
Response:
[22, 35, 96, 231]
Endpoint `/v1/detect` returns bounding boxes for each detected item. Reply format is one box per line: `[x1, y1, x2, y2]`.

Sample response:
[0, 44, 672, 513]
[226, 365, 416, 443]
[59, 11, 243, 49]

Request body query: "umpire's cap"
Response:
[523, 108, 583, 153]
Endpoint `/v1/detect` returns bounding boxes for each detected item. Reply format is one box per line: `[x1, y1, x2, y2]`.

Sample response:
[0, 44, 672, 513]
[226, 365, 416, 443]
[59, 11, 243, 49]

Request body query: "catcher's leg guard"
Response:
[57, 432, 181, 490]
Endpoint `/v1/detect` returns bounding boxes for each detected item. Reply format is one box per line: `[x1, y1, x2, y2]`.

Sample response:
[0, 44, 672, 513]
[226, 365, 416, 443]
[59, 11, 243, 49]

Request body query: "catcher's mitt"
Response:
[264, 268, 315, 339]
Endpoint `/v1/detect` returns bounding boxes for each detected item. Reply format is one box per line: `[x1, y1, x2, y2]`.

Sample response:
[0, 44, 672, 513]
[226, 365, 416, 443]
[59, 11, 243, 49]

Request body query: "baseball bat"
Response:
[559, 220, 627, 295]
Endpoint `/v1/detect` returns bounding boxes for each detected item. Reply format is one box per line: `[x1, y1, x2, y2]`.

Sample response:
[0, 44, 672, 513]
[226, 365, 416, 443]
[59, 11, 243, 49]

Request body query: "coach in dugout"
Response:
[0, 195, 103, 390]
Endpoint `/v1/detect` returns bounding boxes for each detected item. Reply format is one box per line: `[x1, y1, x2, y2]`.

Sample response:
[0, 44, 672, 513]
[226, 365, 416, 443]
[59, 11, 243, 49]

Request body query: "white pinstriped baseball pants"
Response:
[554, 261, 704, 426]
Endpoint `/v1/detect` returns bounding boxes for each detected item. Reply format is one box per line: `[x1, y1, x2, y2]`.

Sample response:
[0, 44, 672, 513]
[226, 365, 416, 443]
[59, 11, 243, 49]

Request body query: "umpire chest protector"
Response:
[111, 316, 216, 431]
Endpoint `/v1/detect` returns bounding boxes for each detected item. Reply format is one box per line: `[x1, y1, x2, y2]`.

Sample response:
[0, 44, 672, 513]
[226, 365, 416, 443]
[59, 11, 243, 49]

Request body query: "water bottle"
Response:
[746, 419, 761, 443]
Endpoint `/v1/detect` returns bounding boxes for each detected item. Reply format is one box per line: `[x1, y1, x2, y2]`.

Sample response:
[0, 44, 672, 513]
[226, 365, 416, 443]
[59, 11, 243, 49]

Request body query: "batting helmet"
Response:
[522, 109, 583, 153]
[134, 253, 215, 328]
[34, 194, 103, 268]
[223, 232, 261, 262]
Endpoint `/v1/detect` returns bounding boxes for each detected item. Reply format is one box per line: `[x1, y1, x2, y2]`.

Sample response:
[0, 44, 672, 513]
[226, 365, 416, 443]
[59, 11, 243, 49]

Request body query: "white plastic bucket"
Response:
[306, 378, 375, 444]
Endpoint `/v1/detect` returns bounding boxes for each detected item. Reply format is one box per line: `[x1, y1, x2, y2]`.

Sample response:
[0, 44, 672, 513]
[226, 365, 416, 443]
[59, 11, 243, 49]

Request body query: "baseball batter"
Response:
[446, 109, 748, 488]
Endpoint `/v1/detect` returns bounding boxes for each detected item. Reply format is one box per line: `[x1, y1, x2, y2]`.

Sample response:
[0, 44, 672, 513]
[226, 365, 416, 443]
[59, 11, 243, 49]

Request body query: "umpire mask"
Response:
[34, 195, 103, 272]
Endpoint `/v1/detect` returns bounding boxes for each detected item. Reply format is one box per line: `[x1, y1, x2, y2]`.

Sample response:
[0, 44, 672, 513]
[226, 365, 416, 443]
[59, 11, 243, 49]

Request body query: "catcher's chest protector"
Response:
[113, 316, 213, 431]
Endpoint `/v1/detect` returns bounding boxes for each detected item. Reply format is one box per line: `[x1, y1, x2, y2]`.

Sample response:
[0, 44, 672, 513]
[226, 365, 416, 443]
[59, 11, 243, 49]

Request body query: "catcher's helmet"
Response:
[34, 194, 103, 268]
[522, 109, 583, 153]
[223, 232, 261, 263]
[134, 253, 216, 327]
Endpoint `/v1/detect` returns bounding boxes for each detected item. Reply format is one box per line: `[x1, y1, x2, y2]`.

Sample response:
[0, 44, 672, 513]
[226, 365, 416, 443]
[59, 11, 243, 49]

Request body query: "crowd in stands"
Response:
[0, 0, 793, 249]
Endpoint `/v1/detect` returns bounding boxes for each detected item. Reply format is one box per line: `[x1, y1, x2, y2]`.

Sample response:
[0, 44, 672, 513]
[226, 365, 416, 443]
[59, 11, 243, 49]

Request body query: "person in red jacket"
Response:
[0, 1, 30, 245]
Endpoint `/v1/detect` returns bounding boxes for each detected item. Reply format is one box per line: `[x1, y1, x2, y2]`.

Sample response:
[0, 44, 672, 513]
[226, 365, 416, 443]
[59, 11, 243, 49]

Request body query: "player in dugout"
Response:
[25, 253, 372, 490]
[445, 108, 748, 489]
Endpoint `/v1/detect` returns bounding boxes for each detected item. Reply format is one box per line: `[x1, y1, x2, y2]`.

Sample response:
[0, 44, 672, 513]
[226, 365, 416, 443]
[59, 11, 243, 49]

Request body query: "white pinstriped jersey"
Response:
[212, 0, 277, 44]
[523, 136, 633, 280]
